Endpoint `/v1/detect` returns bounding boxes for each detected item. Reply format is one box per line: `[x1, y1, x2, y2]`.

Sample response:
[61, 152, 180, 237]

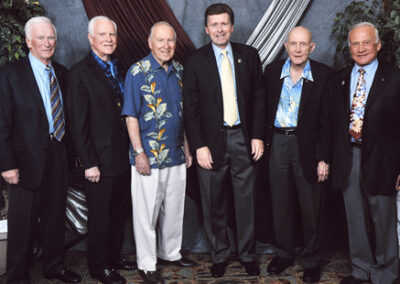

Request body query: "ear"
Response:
[88, 34, 94, 46]
[309, 42, 316, 53]
[377, 40, 382, 52]
[205, 26, 210, 35]
[25, 37, 32, 49]
[284, 42, 289, 53]
[148, 37, 152, 50]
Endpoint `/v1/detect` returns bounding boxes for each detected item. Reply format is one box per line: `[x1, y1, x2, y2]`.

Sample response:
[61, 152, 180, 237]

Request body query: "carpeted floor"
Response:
[0, 250, 357, 284]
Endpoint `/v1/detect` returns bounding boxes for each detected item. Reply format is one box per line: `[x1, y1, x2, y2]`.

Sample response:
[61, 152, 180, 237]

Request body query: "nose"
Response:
[357, 43, 366, 52]
[105, 34, 112, 42]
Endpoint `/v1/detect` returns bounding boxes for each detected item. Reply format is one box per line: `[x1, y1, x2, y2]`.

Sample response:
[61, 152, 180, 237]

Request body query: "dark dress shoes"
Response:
[210, 261, 228, 278]
[138, 269, 163, 284]
[158, 257, 196, 267]
[111, 258, 137, 270]
[44, 268, 82, 283]
[267, 256, 294, 274]
[241, 261, 260, 276]
[92, 268, 126, 284]
[339, 275, 364, 284]
[303, 265, 321, 283]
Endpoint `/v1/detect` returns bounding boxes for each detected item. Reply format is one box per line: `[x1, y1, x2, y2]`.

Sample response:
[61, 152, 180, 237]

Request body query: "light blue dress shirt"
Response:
[211, 42, 241, 125]
[349, 58, 378, 106]
[29, 52, 63, 134]
[274, 58, 313, 128]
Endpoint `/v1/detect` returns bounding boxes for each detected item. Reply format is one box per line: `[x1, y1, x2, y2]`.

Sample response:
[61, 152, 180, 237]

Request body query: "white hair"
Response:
[24, 16, 57, 40]
[348, 22, 380, 46]
[149, 21, 177, 41]
[88, 16, 117, 36]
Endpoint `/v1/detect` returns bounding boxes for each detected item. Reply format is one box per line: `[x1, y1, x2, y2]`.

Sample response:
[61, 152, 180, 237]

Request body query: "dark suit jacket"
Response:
[183, 42, 265, 169]
[328, 60, 400, 195]
[66, 53, 129, 177]
[0, 57, 68, 188]
[264, 59, 331, 182]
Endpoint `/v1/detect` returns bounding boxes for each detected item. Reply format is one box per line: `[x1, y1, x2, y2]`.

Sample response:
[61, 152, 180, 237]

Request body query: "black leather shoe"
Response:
[339, 275, 364, 284]
[158, 257, 196, 267]
[210, 262, 228, 278]
[267, 256, 294, 274]
[241, 261, 260, 276]
[93, 268, 126, 284]
[303, 266, 321, 283]
[44, 268, 82, 283]
[138, 269, 163, 284]
[111, 259, 137, 270]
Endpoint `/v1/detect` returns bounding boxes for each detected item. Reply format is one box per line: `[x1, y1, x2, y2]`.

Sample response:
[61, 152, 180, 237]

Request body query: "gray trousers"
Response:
[269, 132, 324, 268]
[343, 147, 398, 284]
[197, 127, 256, 263]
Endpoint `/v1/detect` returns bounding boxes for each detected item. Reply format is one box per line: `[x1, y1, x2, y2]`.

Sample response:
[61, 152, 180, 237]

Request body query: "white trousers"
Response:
[131, 164, 186, 271]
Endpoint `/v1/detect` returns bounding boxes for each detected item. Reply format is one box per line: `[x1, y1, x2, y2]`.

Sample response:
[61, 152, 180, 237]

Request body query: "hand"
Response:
[185, 152, 193, 168]
[317, 161, 329, 182]
[85, 166, 100, 183]
[1, 169, 19, 184]
[251, 139, 264, 161]
[196, 146, 213, 170]
[395, 175, 400, 191]
[135, 152, 151, 175]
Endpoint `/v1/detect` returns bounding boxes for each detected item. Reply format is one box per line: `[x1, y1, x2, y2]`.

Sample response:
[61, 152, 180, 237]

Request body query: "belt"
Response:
[223, 124, 241, 130]
[350, 141, 362, 148]
[274, 127, 297, 136]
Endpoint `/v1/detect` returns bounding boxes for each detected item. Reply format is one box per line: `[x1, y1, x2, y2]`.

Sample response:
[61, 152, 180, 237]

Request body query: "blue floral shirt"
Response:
[274, 58, 313, 127]
[122, 53, 185, 169]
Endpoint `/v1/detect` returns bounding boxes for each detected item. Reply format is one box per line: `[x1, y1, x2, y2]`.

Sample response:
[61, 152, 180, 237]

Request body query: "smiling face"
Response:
[205, 13, 234, 49]
[284, 26, 315, 68]
[88, 19, 117, 61]
[349, 25, 381, 66]
[148, 23, 176, 68]
[25, 22, 56, 65]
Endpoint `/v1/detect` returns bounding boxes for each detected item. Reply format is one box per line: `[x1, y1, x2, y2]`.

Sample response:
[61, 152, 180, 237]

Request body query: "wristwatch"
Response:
[133, 147, 144, 156]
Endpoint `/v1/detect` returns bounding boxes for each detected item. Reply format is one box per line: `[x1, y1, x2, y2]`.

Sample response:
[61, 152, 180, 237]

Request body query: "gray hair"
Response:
[348, 22, 380, 46]
[88, 16, 117, 36]
[149, 21, 177, 41]
[24, 16, 57, 40]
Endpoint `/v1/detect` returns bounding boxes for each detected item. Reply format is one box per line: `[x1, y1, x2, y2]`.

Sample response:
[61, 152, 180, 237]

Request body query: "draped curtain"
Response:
[81, 0, 196, 71]
[246, 0, 312, 68]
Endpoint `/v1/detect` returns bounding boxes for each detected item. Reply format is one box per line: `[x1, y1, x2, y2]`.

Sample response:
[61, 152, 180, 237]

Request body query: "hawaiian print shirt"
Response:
[274, 58, 313, 128]
[122, 53, 185, 169]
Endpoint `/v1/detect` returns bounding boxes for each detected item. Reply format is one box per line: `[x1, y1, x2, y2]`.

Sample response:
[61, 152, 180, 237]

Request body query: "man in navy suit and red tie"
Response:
[0, 16, 81, 284]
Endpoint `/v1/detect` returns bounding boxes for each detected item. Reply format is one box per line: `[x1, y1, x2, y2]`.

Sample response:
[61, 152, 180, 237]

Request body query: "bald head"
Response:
[284, 26, 315, 68]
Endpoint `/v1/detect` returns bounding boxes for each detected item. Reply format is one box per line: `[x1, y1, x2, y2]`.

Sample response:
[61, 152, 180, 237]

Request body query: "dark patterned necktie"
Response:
[46, 65, 65, 141]
[349, 68, 366, 141]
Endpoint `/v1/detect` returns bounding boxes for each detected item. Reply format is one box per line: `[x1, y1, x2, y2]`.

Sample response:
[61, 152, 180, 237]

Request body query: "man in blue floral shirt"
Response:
[122, 21, 195, 284]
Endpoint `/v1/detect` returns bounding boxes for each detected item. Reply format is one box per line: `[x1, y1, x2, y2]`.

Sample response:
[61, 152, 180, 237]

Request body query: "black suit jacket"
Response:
[328, 60, 400, 195]
[0, 57, 68, 188]
[264, 59, 331, 182]
[183, 42, 265, 169]
[66, 53, 129, 177]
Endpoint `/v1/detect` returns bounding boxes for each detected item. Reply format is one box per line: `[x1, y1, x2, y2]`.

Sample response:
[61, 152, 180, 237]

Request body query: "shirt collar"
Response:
[147, 52, 175, 72]
[280, 58, 314, 82]
[29, 52, 51, 75]
[211, 42, 233, 57]
[91, 51, 117, 71]
[353, 58, 378, 75]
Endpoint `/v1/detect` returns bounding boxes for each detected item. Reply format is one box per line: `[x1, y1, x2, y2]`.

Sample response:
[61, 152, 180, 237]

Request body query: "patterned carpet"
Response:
[0, 250, 356, 284]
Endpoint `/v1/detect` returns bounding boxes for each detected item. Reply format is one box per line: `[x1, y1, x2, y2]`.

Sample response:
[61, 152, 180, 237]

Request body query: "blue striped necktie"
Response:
[46, 65, 65, 141]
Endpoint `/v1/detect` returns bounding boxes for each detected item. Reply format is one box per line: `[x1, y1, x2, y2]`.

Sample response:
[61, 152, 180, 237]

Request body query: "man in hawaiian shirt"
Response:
[122, 21, 195, 284]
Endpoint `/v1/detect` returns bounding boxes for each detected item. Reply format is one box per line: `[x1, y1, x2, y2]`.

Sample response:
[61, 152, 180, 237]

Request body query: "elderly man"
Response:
[263, 26, 331, 283]
[183, 3, 265, 278]
[66, 16, 135, 284]
[0, 16, 81, 283]
[122, 21, 195, 284]
[328, 22, 400, 284]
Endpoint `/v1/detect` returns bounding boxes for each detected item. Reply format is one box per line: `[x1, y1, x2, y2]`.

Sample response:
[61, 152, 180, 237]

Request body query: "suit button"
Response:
[117, 102, 121, 107]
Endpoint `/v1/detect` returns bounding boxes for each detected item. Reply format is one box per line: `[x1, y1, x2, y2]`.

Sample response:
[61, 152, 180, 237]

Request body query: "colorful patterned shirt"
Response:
[274, 58, 313, 128]
[122, 53, 185, 169]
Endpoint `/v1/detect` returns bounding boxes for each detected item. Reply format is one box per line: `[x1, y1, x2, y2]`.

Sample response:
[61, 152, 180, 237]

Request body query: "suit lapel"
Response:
[341, 68, 352, 118]
[205, 44, 223, 106]
[298, 77, 313, 121]
[86, 54, 116, 95]
[365, 62, 387, 112]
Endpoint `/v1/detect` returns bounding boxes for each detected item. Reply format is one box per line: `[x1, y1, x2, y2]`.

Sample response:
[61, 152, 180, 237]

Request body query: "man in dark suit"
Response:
[263, 26, 331, 283]
[0, 16, 81, 284]
[66, 16, 135, 284]
[183, 3, 265, 278]
[328, 22, 399, 284]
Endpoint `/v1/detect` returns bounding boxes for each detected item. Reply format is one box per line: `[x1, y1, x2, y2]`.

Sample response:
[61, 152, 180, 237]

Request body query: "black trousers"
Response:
[269, 133, 324, 268]
[86, 168, 131, 275]
[7, 140, 68, 283]
[197, 128, 256, 263]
